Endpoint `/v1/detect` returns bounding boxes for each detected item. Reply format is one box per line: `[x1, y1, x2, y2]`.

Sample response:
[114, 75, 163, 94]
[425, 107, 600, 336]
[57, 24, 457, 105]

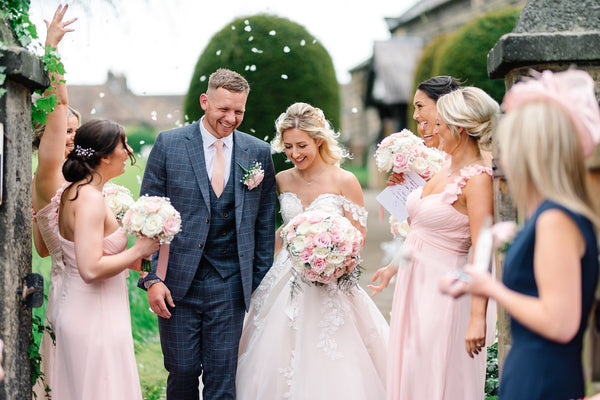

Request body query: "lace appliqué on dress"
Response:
[342, 198, 368, 228]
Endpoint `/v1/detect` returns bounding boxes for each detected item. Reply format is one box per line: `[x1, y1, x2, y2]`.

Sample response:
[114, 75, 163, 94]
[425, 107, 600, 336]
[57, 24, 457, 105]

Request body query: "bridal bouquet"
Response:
[122, 195, 182, 272]
[282, 209, 363, 291]
[374, 129, 444, 180]
[102, 182, 135, 221]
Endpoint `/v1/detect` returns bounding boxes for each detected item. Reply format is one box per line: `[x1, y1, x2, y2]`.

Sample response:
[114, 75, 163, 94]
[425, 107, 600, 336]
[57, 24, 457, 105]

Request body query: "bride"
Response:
[236, 102, 388, 399]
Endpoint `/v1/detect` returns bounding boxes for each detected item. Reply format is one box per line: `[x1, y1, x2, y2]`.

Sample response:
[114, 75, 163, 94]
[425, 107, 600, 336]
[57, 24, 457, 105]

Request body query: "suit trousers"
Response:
[158, 264, 245, 400]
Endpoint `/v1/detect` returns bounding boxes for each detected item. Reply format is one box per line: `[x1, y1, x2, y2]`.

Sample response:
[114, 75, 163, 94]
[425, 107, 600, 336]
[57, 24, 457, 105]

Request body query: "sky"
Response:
[29, 0, 419, 95]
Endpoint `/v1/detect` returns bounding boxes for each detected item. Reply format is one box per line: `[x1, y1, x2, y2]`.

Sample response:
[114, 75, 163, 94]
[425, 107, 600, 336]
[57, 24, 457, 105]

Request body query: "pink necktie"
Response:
[211, 140, 225, 197]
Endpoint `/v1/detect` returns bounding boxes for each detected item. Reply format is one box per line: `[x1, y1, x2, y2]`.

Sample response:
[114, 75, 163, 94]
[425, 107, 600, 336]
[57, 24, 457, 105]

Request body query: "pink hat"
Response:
[502, 69, 600, 158]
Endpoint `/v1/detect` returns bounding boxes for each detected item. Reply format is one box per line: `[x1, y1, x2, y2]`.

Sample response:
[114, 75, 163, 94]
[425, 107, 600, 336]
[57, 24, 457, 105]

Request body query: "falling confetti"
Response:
[300, 40, 306, 46]
[281, 74, 288, 79]
[99, 92, 105, 98]
[269, 30, 276, 36]
[167, 113, 172, 119]
[216, 49, 222, 56]
[283, 46, 291, 53]
[200, 76, 206, 82]
[151, 111, 157, 121]
[251, 47, 263, 53]
[352, 107, 358, 113]
[248, 36, 254, 42]
[139, 140, 145, 145]
[244, 26, 252, 32]
[250, 65, 256, 71]
[90, 108, 96, 115]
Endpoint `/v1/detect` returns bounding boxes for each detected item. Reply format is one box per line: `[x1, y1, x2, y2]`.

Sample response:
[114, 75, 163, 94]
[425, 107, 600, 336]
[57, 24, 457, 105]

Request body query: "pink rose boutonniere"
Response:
[239, 161, 264, 190]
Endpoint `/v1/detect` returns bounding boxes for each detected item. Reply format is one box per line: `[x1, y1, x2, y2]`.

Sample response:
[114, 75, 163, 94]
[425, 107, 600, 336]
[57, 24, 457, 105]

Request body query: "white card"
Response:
[376, 171, 426, 221]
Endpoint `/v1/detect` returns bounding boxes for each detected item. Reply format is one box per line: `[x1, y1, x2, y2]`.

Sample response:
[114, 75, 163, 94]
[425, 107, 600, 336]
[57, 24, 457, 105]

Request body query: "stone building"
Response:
[68, 71, 185, 132]
[341, 0, 526, 185]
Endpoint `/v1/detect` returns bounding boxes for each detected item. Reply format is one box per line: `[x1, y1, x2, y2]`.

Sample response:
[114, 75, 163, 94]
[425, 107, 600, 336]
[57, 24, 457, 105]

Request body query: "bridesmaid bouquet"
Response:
[102, 182, 135, 221]
[389, 215, 410, 239]
[282, 209, 363, 292]
[122, 195, 182, 272]
[374, 129, 444, 180]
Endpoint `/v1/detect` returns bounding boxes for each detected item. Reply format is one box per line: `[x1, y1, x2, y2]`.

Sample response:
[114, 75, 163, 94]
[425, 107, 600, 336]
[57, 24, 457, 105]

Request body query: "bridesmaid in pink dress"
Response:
[30, 6, 80, 396]
[370, 87, 499, 399]
[51, 120, 159, 400]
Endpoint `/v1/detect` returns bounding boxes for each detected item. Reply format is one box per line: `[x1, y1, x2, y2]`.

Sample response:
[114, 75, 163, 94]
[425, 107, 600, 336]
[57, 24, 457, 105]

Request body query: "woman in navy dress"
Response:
[439, 69, 600, 400]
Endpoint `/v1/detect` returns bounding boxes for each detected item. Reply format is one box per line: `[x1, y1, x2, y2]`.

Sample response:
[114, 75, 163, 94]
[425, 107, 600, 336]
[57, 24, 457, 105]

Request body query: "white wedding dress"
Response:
[236, 192, 389, 399]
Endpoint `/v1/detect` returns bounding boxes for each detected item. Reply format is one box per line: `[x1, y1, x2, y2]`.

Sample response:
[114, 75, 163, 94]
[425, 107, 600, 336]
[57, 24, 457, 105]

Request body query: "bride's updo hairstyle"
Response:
[63, 119, 134, 199]
[272, 102, 349, 165]
[436, 87, 499, 152]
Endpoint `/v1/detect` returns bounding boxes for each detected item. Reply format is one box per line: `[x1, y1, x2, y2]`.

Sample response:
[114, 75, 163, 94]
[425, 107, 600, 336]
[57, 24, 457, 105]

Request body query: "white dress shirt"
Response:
[200, 116, 233, 185]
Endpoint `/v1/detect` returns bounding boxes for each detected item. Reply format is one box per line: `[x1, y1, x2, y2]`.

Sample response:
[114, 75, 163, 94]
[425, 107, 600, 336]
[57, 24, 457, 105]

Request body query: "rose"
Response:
[313, 231, 332, 248]
[162, 214, 181, 239]
[143, 197, 163, 214]
[295, 221, 311, 235]
[310, 256, 327, 274]
[392, 153, 410, 173]
[141, 213, 164, 237]
[128, 211, 147, 232]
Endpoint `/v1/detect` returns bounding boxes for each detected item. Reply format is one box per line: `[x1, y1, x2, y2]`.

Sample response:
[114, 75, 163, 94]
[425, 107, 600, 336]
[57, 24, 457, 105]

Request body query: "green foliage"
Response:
[432, 7, 521, 104]
[184, 14, 340, 174]
[485, 341, 500, 398]
[0, 0, 37, 47]
[126, 124, 157, 155]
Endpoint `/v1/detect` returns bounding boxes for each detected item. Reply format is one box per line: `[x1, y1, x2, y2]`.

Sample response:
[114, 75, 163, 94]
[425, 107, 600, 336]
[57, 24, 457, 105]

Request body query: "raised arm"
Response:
[33, 5, 77, 208]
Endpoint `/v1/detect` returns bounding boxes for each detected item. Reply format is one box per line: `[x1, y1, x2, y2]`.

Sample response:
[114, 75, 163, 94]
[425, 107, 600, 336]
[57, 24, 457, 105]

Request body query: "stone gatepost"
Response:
[0, 19, 49, 400]
[487, 0, 600, 387]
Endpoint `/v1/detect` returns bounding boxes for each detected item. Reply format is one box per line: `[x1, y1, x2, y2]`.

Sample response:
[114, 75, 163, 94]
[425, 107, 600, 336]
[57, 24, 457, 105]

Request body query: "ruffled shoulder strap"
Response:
[341, 197, 368, 228]
[47, 182, 70, 232]
[441, 164, 492, 204]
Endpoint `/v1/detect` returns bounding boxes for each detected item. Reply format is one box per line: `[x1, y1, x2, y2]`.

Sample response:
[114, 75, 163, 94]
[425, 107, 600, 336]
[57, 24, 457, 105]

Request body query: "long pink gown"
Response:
[33, 183, 68, 397]
[387, 164, 494, 400]
[51, 224, 142, 399]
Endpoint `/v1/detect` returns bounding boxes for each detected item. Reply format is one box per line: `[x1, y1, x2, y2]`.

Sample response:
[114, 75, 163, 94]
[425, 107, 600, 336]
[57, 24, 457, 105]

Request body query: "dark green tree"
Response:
[432, 7, 521, 104]
[184, 14, 340, 174]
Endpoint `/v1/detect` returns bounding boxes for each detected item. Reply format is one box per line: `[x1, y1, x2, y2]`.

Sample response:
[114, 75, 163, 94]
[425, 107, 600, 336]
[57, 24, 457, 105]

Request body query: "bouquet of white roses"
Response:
[102, 182, 134, 221]
[282, 209, 363, 291]
[374, 129, 444, 180]
[122, 195, 182, 272]
[389, 215, 410, 240]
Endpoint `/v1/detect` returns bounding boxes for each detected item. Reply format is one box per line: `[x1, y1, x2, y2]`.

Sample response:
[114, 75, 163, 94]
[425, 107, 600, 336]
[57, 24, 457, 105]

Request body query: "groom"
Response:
[139, 68, 276, 399]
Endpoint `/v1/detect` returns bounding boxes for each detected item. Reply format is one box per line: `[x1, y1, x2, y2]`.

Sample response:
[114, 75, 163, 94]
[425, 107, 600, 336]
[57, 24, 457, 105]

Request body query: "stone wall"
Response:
[0, 18, 48, 400]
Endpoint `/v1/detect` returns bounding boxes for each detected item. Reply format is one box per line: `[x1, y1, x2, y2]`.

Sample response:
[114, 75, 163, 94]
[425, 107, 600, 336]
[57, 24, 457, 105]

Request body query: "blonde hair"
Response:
[498, 101, 600, 228]
[436, 87, 499, 151]
[207, 68, 249, 94]
[272, 102, 348, 165]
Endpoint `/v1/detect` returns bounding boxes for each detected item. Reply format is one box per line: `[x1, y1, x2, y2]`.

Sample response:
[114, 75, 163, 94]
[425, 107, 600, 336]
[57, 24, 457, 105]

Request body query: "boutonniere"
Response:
[239, 161, 264, 190]
[491, 221, 518, 254]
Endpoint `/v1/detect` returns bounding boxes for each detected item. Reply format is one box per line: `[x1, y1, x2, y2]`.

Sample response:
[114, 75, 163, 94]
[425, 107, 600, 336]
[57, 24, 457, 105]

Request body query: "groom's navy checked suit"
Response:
[139, 120, 276, 399]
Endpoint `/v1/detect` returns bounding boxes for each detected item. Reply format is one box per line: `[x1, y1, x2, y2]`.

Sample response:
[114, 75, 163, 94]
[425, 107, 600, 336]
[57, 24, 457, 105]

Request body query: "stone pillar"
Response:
[487, 0, 600, 384]
[0, 19, 49, 400]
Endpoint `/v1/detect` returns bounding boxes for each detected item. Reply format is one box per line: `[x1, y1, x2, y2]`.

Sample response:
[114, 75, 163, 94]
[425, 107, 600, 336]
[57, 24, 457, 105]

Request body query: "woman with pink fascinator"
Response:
[440, 69, 600, 400]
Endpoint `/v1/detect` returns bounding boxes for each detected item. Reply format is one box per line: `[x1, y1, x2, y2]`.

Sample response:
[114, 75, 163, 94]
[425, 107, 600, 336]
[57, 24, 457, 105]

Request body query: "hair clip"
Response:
[75, 145, 95, 159]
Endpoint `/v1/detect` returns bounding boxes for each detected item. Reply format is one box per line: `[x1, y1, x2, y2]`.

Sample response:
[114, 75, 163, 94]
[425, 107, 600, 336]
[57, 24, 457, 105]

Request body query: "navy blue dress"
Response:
[500, 200, 598, 400]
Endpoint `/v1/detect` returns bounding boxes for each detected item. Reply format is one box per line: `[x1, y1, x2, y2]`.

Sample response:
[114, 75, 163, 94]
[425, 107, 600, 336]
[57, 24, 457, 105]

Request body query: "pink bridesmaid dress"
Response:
[387, 164, 494, 400]
[51, 222, 142, 399]
[33, 183, 68, 397]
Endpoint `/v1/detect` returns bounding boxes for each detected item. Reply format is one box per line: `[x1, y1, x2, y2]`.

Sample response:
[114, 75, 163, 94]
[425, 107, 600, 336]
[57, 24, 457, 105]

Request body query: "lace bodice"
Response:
[279, 192, 367, 228]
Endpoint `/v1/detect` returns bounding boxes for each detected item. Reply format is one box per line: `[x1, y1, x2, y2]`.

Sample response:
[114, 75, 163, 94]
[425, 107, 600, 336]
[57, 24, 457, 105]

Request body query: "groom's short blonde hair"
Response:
[208, 68, 250, 94]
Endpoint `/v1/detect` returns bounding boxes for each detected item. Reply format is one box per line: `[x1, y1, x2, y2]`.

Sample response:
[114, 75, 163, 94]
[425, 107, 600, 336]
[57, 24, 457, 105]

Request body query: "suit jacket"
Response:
[138, 120, 276, 309]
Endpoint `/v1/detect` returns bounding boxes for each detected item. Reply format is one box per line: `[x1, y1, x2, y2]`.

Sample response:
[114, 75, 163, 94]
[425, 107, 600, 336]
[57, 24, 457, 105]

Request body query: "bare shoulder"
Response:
[276, 168, 296, 194]
[336, 167, 364, 206]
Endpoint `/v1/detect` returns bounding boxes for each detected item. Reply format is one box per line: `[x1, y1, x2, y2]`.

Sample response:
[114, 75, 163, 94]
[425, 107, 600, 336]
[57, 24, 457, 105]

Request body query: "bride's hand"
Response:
[368, 263, 398, 297]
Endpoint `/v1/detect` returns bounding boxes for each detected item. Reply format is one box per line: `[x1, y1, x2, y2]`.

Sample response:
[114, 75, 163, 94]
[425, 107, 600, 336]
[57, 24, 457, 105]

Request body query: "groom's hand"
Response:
[148, 282, 175, 319]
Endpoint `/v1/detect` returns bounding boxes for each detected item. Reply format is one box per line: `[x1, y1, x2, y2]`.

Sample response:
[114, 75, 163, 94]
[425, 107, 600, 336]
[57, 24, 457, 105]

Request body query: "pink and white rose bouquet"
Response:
[122, 195, 182, 272]
[281, 209, 363, 291]
[389, 215, 410, 239]
[102, 182, 134, 221]
[491, 220, 518, 254]
[374, 129, 444, 180]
